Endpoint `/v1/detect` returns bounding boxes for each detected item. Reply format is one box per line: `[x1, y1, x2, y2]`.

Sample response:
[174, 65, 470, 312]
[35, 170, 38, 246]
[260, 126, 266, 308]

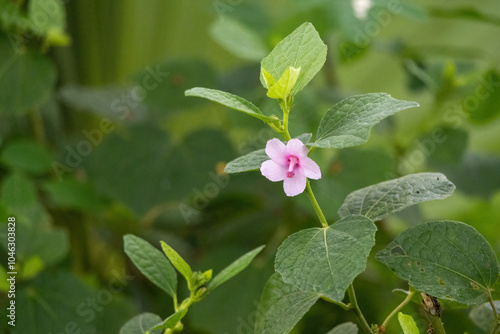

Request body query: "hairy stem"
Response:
[348, 284, 373, 334]
[305, 181, 328, 228]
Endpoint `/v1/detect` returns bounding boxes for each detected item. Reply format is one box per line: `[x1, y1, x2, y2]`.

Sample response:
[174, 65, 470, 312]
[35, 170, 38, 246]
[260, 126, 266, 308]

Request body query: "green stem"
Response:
[488, 293, 500, 334]
[30, 108, 47, 145]
[320, 296, 351, 311]
[380, 289, 415, 331]
[305, 180, 328, 228]
[173, 294, 179, 312]
[282, 109, 291, 141]
[430, 315, 446, 334]
[347, 284, 373, 334]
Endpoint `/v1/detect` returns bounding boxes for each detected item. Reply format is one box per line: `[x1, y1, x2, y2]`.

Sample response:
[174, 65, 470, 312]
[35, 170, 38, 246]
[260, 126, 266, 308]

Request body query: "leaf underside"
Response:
[338, 173, 456, 221]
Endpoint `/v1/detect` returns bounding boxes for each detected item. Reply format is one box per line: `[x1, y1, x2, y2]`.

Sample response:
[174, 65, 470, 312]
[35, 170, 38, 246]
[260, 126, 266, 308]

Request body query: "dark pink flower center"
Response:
[286, 155, 299, 178]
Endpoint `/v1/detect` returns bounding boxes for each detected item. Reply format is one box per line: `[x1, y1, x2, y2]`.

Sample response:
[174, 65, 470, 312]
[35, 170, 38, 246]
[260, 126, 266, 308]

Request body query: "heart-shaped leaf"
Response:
[377, 221, 499, 305]
[275, 215, 377, 301]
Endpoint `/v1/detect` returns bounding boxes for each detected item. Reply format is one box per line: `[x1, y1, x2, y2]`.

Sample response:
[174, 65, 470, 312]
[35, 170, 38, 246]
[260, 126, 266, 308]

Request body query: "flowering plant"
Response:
[122, 22, 500, 334]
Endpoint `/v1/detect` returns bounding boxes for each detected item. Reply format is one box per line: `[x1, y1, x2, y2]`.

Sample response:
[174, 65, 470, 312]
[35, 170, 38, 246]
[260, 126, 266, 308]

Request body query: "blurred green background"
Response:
[1, 0, 500, 333]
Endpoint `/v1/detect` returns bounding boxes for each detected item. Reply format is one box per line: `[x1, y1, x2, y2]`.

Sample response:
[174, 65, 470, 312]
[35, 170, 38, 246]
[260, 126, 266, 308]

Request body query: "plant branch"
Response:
[488, 292, 500, 334]
[320, 296, 351, 311]
[380, 289, 415, 332]
[348, 284, 373, 334]
[30, 108, 47, 145]
[305, 180, 328, 228]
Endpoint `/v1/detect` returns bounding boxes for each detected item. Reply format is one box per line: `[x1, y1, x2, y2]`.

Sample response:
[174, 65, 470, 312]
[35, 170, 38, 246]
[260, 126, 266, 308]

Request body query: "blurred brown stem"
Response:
[30, 108, 47, 145]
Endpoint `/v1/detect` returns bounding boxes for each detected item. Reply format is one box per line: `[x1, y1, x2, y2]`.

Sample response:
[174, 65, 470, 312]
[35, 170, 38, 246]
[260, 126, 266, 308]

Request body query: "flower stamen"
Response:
[286, 155, 299, 178]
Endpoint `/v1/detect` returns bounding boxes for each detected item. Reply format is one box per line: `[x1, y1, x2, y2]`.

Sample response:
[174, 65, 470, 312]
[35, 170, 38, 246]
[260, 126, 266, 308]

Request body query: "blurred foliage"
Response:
[1, 0, 500, 333]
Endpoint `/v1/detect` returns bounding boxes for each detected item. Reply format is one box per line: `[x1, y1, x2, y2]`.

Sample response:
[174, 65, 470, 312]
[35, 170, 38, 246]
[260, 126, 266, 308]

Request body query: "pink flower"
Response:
[260, 138, 321, 197]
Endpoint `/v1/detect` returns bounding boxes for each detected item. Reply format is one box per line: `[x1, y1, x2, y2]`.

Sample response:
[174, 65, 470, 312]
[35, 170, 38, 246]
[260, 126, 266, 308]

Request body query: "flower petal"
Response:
[283, 170, 307, 197]
[285, 139, 308, 159]
[265, 138, 286, 164]
[301, 157, 321, 180]
[261, 160, 286, 182]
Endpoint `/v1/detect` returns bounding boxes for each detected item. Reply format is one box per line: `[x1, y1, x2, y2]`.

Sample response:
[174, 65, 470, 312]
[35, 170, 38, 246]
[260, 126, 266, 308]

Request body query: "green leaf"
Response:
[210, 17, 268, 61]
[14, 271, 96, 334]
[86, 124, 175, 216]
[468, 71, 500, 124]
[42, 179, 106, 211]
[377, 221, 499, 305]
[119, 313, 163, 334]
[398, 312, 419, 334]
[260, 22, 327, 95]
[443, 153, 500, 199]
[208, 245, 265, 291]
[224, 148, 268, 174]
[267, 66, 301, 100]
[1, 173, 38, 211]
[254, 273, 320, 334]
[160, 241, 193, 287]
[20, 256, 45, 279]
[338, 173, 455, 221]
[124, 235, 177, 298]
[0, 173, 50, 225]
[469, 301, 500, 332]
[0, 37, 57, 116]
[28, 0, 70, 46]
[0, 140, 53, 174]
[185, 87, 274, 123]
[275, 215, 377, 301]
[224, 133, 312, 174]
[15, 222, 69, 267]
[425, 127, 468, 168]
[326, 322, 358, 334]
[261, 67, 275, 89]
[150, 309, 188, 331]
[312, 93, 419, 148]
